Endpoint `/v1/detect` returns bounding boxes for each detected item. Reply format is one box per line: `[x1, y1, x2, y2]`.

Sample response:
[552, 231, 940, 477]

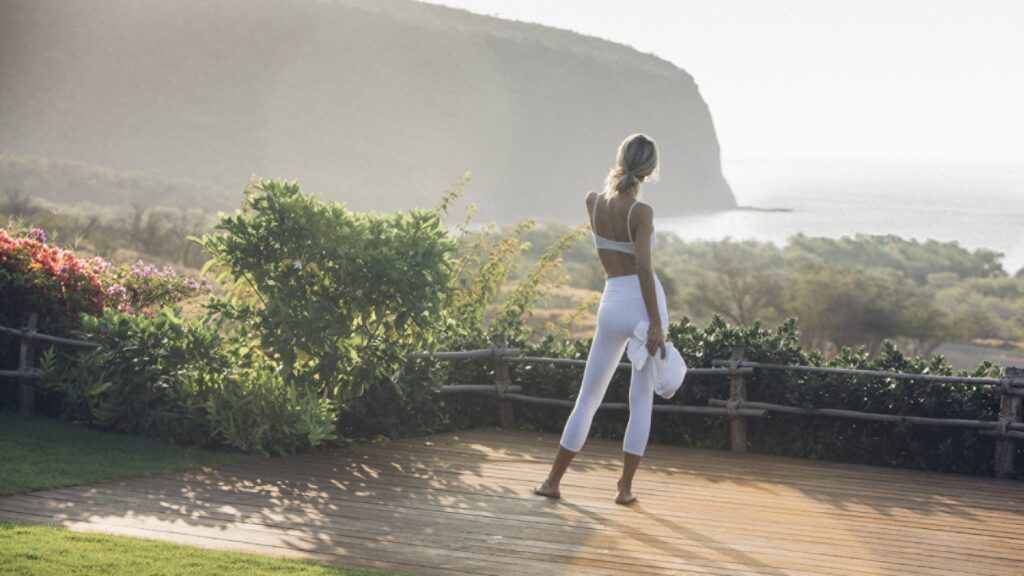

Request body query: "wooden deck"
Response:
[1, 428, 1022, 576]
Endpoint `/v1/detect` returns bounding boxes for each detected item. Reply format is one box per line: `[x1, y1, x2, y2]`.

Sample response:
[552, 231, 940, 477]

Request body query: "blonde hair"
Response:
[602, 133, 659, 200]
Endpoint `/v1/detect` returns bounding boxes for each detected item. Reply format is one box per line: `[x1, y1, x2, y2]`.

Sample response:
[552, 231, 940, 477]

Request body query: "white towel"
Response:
[626, 320, 687, 399]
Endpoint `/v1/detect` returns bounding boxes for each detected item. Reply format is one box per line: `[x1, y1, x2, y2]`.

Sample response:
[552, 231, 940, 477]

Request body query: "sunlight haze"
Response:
[423, 0, 1024, 165]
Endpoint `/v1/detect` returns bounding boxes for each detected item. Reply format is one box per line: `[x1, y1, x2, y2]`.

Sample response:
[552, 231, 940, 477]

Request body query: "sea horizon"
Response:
[658, 158, 1024, 276]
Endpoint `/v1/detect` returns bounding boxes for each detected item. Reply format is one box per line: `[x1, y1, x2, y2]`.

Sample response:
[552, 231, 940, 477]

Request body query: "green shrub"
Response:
[340, 201, 590, 440]
[198, 178, 456, 407]
[203, 352, 336, 456]
[421, 314, 1014, 476]
[39, 309, 228, 443]
[33, 177, 462, 454]
[38, 308, 336, 456]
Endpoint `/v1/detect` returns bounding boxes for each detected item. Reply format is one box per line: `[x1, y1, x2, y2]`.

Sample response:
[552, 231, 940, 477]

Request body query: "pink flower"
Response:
[89, 257, 113, 275]
[130, 260, 158, 278]
[106, 284, 128, 299]
[27, 228, 47, 244]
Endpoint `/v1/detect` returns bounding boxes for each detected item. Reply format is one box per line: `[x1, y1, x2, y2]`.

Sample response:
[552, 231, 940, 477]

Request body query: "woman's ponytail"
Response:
[601, 134, 659, 200]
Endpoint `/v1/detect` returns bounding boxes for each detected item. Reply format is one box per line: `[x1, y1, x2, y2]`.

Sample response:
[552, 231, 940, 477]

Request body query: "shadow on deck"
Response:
[1, 427, 1022, 575]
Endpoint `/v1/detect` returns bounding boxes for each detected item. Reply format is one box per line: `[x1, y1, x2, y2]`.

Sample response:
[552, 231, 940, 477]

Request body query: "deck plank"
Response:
[1, 427, 1021, 576]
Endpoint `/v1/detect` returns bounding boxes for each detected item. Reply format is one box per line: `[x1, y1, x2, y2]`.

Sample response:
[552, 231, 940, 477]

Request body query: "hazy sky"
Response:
[421, 0, 1024, 165]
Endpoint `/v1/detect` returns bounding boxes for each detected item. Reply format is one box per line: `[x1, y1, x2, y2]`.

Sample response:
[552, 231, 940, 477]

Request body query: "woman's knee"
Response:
[628, 372, 654, 404]
[574, 391, 605, 418]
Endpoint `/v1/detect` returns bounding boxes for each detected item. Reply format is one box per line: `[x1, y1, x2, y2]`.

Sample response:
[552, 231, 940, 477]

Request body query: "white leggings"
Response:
[559, 274, 669, 457]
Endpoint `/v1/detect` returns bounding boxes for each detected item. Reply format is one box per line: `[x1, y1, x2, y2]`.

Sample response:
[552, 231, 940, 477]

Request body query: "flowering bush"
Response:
[0, 227, 104, 334]
[97, 258, 208, 316]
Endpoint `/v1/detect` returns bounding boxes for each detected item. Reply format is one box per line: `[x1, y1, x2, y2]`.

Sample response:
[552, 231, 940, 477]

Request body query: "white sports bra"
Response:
[590, 195, 656, 256]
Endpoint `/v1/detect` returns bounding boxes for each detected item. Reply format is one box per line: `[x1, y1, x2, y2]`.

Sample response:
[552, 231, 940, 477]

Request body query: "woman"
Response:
[534, 133, 668, 506]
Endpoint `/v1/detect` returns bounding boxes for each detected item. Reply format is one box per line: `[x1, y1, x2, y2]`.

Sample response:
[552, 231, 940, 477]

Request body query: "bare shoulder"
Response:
[631, 201, 654, 224]
[584, 190, 598, 207]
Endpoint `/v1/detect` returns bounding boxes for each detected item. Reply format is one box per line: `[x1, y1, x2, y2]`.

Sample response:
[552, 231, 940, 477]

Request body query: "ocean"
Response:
[658, 159, 1024, 276]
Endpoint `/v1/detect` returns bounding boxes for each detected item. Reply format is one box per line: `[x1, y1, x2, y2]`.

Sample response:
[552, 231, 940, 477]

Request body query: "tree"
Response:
[2, 187, 34, 216]
[897, 291, 953, 356]
[783, 263, 902, 354]
[689, 240, 783, 325]
[169, 208, 209, 268]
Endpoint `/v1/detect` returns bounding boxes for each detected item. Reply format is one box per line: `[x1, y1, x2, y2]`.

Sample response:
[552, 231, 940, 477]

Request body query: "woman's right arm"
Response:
[631, 203, 666, 359]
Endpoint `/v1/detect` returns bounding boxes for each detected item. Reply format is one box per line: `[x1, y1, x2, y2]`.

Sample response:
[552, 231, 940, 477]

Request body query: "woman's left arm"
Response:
[632, 203, 665, 358]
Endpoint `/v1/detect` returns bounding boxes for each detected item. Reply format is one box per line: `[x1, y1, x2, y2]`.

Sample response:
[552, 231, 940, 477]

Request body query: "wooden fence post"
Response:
[728, 346, 748, 453]
[994, 366, 1022, 479]
[491, 334, 514, 428]
[18, 312, 38, 417]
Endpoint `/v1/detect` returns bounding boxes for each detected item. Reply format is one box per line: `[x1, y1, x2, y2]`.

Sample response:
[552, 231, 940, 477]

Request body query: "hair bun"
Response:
[616, 172, 639, 193]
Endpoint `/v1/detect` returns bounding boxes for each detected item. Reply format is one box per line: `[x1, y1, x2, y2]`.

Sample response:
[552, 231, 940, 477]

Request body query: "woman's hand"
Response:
[646, 324, 666, 359]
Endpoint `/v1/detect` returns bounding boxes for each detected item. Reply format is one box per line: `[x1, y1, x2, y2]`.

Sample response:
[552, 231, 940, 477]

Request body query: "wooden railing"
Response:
[4, 317, 1020, 478]
[0, 313, 99, 416]
[408, 336, 1024, 479]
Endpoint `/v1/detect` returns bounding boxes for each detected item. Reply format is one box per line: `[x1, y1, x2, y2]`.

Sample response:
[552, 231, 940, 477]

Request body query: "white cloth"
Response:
[626, 320, 687, 399]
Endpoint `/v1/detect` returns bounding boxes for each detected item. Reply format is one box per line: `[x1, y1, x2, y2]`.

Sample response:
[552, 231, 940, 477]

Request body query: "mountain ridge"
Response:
[0, 0, 736, 221]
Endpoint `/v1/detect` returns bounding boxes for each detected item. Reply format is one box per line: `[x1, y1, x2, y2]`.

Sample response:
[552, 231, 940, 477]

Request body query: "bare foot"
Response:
[533, 479, 560, 499]
[615, 480, 637, 505]
[615, 491, 637, 505]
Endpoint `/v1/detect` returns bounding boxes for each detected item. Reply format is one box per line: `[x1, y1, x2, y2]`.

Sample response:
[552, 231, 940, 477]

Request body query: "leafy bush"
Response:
[443, 211, 589, 343]
[38, 308, 336, 456]
[39, 309, 220, 441]
[203, 350, 336, 456]
[341, 202, 591, 440]
[199, 178, 457, 406]
[30, 176, 463, 454]
[410, 313, 1014, 476]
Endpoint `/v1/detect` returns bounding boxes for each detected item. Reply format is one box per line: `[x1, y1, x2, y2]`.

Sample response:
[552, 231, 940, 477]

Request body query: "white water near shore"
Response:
[658, 159, 1024, 276]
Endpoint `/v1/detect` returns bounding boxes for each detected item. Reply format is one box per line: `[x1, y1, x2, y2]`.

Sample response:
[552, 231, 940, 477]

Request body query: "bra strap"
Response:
[626, 201, 638, 243]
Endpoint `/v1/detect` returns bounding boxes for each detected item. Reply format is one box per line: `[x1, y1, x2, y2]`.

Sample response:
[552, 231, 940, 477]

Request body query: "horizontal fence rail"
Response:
[0, 324, 101, 350]
[711, 359, 1024, 396]
[706, 399, 1024, 434]
[1, 313, 99, 416]
[5, 313, 1020, 478]
[409, 336, 1024, 479]
[0, 369, 41, 378]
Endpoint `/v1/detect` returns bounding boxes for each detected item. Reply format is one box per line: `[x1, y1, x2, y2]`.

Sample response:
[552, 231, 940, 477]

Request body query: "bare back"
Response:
[585, 191, 652, 278]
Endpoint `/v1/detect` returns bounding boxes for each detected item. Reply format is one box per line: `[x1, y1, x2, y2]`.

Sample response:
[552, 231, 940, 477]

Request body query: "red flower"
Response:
[1, 227, 105, 330]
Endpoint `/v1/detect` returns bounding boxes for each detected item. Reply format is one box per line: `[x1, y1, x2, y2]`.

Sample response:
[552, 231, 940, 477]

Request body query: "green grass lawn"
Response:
[0, 521, 406, 576]
[0, 410, 264, 496]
